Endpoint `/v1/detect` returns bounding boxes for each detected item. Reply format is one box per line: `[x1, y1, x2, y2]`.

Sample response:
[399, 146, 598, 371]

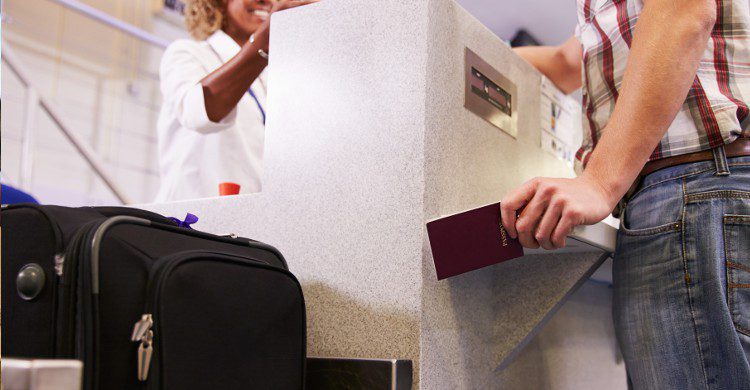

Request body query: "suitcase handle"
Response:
[89, 216, 288, 294]
[90, 216, 152, 294]
[92, 206, 178, 226]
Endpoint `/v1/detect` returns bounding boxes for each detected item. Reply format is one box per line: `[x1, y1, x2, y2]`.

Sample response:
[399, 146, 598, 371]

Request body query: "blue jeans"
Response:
[614, 151, 750, 389]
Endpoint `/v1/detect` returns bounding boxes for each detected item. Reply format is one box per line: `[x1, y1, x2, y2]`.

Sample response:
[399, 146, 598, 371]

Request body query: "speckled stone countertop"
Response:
[144, 0, 624, 388]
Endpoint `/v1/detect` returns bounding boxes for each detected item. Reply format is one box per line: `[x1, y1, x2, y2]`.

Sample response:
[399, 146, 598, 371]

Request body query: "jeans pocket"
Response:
[621, 179, 683, 235]
[725, 214, 750, 337]
[620, 206, 682, 237]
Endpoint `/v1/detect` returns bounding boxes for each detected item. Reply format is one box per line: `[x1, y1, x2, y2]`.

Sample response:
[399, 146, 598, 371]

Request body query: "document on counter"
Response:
[539, 76, 583, 167]
[426, 202, 524, 280]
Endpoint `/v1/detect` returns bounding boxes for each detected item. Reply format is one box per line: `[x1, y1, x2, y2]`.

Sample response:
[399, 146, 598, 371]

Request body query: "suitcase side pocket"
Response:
[131, 250, 305, 389]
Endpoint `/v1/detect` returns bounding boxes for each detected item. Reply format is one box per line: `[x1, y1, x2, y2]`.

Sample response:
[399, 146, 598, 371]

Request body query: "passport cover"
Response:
[426, 202, 524, 280]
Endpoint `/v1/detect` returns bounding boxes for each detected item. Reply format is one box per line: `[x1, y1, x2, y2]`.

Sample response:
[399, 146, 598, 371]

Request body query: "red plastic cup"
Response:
[219, 182, 241, 196]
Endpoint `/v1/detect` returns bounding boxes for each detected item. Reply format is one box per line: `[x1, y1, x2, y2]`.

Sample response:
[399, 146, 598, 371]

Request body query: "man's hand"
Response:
[500, 174, 617, 250]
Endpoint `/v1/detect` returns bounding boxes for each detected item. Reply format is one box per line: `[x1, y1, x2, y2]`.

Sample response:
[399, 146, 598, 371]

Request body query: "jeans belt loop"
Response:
[712, 145, 731, 176]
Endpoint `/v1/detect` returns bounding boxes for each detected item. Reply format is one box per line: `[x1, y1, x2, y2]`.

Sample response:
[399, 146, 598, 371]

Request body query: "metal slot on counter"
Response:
[464, 48, 518, 138]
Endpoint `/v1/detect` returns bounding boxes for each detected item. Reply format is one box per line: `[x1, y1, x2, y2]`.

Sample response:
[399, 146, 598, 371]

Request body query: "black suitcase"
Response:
[2, 204, 306, 389]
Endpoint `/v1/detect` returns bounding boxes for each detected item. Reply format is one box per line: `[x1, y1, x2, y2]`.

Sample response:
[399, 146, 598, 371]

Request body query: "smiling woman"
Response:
[155, 0, 317, 202]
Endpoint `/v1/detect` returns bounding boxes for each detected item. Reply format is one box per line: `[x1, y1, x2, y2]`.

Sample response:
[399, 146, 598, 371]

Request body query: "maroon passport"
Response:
[426, 202, 524, 280]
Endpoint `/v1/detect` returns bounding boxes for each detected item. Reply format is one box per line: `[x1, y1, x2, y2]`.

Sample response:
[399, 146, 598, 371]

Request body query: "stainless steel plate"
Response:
[464, 48, 518, 138]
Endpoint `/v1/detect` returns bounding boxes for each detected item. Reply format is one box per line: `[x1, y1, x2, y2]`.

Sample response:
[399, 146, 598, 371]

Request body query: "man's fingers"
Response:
[535, 199, 563, 250]
[501, 178, 540, 239]
[516, 192, 549, 249]
[551, 209, 579, 248]
[499, 203, 518, 240]
[517, 214, 540, 249]
[499, 201, 520, 240]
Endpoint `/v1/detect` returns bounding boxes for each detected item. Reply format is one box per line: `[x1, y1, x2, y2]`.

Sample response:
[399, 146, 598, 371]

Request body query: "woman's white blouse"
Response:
[155, 30, 267, 202]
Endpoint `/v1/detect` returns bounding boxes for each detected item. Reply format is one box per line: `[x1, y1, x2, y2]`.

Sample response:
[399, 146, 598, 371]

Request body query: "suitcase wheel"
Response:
[16, 263, 46, 301]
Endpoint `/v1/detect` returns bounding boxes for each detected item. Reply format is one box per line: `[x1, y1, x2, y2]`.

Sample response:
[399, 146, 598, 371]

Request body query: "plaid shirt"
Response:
[575, 0, 750, 170]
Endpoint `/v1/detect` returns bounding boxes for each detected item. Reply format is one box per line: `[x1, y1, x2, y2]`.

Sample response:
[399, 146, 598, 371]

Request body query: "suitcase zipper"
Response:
[131, 314, 154, 381]
[130, 251, 271, 384]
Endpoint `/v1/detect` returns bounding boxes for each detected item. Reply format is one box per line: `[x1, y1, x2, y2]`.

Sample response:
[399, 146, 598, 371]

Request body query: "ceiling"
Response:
[457, 0, 578, 45]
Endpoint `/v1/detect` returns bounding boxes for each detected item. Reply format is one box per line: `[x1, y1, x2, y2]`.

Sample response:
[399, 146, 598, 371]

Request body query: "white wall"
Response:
[1, 0, 188, 205]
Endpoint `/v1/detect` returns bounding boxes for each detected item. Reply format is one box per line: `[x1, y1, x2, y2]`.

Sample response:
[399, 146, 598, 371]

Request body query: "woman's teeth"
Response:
[253, 10, 270, 18]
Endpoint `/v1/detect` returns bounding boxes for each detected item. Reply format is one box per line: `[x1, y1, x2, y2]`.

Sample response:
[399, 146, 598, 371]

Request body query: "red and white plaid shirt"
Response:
[575, 0, 750, 169]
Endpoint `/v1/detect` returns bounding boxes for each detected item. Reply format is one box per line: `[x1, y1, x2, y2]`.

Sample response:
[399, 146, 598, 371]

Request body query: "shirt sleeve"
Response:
[160, 41, 238, 134]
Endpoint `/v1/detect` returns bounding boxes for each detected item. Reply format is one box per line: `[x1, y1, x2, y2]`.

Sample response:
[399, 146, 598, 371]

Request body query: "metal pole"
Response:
[38, 96, 135, 204]
[2, 43, 135, 204]
[46, 0, 170, 49]
[19, 89, 39, 189]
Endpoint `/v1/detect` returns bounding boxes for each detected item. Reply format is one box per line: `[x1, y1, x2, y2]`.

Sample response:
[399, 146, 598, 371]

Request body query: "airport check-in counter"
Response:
[145, 0, 627, 388]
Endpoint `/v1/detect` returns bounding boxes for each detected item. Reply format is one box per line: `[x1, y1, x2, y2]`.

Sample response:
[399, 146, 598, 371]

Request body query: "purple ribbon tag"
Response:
[169, 213, 199, 229]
